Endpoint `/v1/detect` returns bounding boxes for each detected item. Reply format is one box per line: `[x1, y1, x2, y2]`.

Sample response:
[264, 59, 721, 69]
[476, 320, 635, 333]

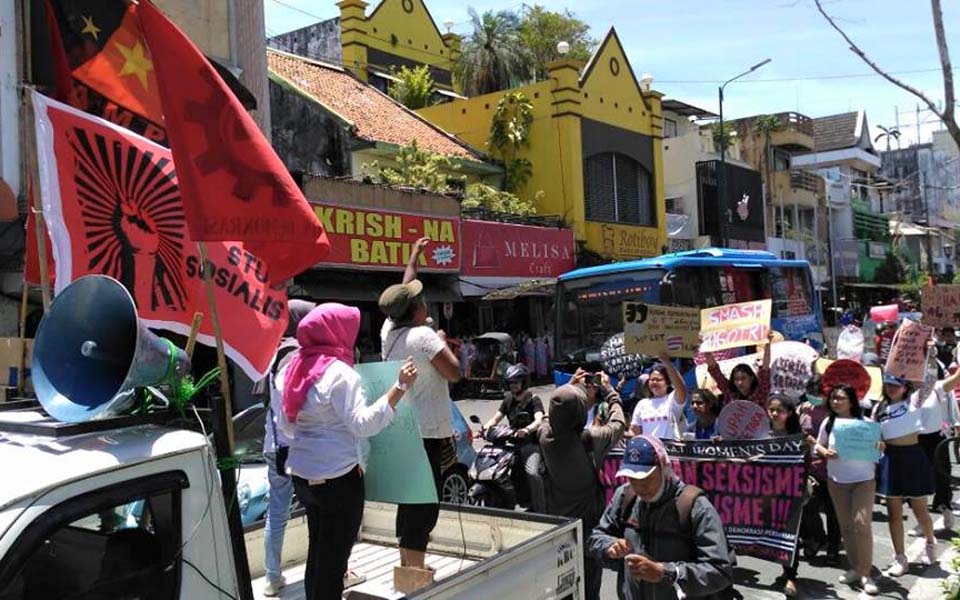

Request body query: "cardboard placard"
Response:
[356, 361, 438, 504]
[817, 358, 882, 402]
[821, 359, 873, 401]
[769, 341, 820, 398]
[717, 400, 770, 440]
[832, 419, 881, 463]
[921, 285, 960, 327]
[623, 302, 700, 358]
[884, 319, 933, 382]
[869, 304, 899, 324]
[700, 300, 772, 353]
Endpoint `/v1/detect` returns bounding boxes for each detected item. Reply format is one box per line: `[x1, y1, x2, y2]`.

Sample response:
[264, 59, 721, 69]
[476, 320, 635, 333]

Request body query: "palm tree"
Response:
[875, 125, 901, 151]
[453, 9, 535, 96]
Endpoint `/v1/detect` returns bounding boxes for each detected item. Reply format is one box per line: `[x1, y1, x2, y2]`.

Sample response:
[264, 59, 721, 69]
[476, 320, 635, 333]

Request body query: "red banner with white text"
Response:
[33, 93, 285, 378]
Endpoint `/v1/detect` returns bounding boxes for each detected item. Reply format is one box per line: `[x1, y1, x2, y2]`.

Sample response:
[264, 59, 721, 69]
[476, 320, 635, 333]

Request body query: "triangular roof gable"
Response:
[366, 0, 448, 55]
[855, 110, 878, 154]
[579, 27, 646, 100]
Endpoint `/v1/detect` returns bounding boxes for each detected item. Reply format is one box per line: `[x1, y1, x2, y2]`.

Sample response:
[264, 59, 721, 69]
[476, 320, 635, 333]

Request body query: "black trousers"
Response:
[396, 437, 445, 552]
[919, 431, 953, 511]
[293, 468, 364, 600]
[800, 477, 841, 553]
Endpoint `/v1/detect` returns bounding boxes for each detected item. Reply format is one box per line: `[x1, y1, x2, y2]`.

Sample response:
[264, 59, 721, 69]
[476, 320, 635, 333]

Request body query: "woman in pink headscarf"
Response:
[278, 303, 417, 600]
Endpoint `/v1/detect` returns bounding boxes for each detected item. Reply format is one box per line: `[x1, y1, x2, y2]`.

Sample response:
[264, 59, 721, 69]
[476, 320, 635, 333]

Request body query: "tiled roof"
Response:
[813, 112, 859, 152]
[267, 50, 483, 161]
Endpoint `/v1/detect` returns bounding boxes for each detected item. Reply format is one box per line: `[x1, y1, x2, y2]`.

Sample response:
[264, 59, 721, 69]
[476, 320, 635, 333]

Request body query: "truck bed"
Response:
[244, 501, 583, 600]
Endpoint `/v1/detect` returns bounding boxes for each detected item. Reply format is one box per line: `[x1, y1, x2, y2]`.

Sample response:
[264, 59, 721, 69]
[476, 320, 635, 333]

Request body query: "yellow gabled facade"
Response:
[338, 0, 459, 91]
[418, 28, 666, 261]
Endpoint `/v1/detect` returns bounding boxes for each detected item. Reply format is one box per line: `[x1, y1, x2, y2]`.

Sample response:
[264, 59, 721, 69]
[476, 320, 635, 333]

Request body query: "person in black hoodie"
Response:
[539, 372, 626, 600]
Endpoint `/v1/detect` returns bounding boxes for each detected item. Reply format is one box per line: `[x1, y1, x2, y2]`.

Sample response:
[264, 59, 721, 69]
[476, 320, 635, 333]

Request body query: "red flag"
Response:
[32, 92, 286, 378]
[137, 1, 329, 284]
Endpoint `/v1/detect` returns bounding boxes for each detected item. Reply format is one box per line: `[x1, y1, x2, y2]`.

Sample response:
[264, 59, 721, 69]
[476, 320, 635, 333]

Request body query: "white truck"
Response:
[0, 414, 585, 600]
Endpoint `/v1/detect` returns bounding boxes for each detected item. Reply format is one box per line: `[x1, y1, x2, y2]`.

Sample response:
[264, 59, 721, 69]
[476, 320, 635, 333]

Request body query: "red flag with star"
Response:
[138, 1, 330, 284]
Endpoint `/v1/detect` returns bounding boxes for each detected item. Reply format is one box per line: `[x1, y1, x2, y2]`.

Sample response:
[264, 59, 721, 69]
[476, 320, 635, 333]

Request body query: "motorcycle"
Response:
[467, 414, 530, 509]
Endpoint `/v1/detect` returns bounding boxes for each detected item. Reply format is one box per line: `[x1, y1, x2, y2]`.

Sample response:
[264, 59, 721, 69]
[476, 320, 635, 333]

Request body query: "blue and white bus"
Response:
[553, 248, 824, 381]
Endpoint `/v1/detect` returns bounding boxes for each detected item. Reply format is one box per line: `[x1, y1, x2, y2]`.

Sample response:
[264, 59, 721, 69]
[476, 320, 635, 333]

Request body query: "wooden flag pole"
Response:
[184, 312, 204, 360]
[15, 284, 29, 396]
[196, 242, 254, 600]
[23, 91, 52, 312]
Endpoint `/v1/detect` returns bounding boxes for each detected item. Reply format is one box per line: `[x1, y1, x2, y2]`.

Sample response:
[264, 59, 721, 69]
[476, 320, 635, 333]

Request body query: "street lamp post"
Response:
[718, 58, 771, 248]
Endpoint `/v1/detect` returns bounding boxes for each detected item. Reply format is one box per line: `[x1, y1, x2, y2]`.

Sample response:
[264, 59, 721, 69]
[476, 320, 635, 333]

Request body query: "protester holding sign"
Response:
[279, 304, 418, 600]
[629, 354, 688, 440]
[766, 394, 803, 598]
[704, 331, 774, 407]
[814, 385, 882, 596]
[916, 359, 960, 533]
[873, 371, 945, 577]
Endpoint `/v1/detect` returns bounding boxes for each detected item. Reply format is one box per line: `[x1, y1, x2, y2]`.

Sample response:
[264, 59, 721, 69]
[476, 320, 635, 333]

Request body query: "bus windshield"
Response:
[555, 263, 818, 363]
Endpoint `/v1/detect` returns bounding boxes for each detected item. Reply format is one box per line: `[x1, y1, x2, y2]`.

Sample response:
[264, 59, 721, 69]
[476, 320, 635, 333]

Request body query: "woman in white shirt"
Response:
[628, 353, 687, 440]
[814, 384, 882, 596]
[280, 303, 417, 600]
[873, 368, 960, 578]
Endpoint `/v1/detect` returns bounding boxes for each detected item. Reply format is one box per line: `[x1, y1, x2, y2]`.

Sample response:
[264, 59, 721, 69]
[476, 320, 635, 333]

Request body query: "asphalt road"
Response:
[456, 390, 957, 600]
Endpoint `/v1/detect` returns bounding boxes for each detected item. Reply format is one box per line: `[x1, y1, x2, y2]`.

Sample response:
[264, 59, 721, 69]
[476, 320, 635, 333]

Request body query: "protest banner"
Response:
[921, 285, 960, 327]
[717, 400, 770, 440]
[623, 302, 700, 358]
[870, 304, 899, 324]
[661, 436, 809, 566]
[884, 319, 934, 382]
[836, 326, 865, 361]
[355, 362, 438, 504]
[700, 299, 772, 353]
[821, 359, 873, 401]
[832, 419, 881, 463]
[769, 341, 820, 398]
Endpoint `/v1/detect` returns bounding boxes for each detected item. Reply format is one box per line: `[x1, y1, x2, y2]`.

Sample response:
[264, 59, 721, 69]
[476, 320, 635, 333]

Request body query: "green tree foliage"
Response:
[518, 6, 596, 80]
[710, 122, 735, 152]
[387, 65, 436, 110]
[454, 8, 535, 96]
[488, 91, 534, 192]
[462, 183, 538, 215]
[363, 140, 464, 193]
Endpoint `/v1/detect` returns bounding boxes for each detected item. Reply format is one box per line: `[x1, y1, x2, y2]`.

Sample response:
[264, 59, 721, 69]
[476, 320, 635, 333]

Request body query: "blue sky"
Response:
[264, 0, 959, 148]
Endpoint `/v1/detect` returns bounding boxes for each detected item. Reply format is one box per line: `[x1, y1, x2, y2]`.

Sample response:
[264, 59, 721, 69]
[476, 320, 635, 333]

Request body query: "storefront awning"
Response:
[478, 278, 557, 301]
[293, 270, 461, 303]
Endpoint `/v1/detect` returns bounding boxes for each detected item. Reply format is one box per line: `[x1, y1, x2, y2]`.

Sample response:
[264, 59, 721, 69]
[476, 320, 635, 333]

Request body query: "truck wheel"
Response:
[441, 466, 470, 504]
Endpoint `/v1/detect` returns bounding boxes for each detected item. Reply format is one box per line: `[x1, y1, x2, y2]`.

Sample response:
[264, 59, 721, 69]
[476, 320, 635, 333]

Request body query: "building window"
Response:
[773, 148, 790, 171]
[664, 119, 678, 138]
[584, 152, 655, 227]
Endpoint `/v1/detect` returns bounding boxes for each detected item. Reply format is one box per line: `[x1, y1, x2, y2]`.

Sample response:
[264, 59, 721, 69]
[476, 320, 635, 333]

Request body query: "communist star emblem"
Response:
[116, 40, 154, 90]
[81, 16, 101, 41]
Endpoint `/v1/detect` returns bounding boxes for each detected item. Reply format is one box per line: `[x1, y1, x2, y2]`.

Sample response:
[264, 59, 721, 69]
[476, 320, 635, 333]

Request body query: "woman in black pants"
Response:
[279, 303, 417, 599]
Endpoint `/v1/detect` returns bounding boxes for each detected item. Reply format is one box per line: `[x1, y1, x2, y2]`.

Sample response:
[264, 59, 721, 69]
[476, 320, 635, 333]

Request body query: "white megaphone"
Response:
[32, 275, 190, 423]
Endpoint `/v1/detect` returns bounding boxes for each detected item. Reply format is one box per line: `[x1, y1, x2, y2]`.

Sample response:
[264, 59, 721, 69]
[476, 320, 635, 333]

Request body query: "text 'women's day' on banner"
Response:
[699, 299, 772, 353]
[661, 436, 809, 567]
[355, 361, 438, 504]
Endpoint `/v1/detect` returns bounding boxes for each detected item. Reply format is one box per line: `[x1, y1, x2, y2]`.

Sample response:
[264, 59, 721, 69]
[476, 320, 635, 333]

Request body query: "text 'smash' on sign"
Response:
[623, 302, 701, 358]
[884, 318, 934, 383]
[312, 204, 460, 271]
[922, 285, 960, 328]
[699, 299, 772, 353]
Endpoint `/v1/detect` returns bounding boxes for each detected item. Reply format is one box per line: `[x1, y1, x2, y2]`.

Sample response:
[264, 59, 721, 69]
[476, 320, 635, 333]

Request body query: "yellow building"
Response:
[418, 28, 666, 261]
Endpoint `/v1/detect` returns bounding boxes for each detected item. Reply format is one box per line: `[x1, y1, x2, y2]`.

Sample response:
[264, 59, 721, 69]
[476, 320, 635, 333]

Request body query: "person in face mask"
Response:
[588, 435, 734, 600]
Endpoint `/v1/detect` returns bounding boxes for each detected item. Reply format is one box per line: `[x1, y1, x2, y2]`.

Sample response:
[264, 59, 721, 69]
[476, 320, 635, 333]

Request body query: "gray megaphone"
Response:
[32, 274, 190, 423]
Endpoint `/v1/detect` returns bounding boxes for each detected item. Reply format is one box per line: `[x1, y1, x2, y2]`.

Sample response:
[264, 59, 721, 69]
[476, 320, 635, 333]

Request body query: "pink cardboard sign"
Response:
[869, 304, 899, 324]
[700, 300, 773, 353]
[884, 318, 933, 382]
[717, 400, 770, 440]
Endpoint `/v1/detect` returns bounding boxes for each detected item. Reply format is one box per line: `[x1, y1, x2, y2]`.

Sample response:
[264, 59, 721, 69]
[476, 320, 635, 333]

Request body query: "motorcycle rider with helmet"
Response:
[481, 364, 547, 512]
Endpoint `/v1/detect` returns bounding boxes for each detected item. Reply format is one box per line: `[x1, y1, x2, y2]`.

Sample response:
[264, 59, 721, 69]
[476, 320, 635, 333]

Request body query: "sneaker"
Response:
[861, 576, 880, 596]
[922, 542, 936, 566]
[943, 507, 956, 531]
[263, 576, 285, 597]
[783, 579, 798, 598]
[907, 524, 924, 537]
[838, 569, 859, 585]
[885, 554, 909, 578]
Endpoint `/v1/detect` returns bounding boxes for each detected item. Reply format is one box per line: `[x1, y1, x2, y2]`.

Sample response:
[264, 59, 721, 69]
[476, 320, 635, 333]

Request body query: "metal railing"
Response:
[773, 111, 815, 137]
[789, 169, 822, 193]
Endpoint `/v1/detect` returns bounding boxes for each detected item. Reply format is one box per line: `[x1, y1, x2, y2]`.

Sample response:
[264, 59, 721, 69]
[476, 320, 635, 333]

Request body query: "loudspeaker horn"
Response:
[33, 275, 190, 423]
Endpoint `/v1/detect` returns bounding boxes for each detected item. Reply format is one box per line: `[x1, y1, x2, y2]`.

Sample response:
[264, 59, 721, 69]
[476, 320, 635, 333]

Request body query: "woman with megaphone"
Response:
[278, 303, 417, 600]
